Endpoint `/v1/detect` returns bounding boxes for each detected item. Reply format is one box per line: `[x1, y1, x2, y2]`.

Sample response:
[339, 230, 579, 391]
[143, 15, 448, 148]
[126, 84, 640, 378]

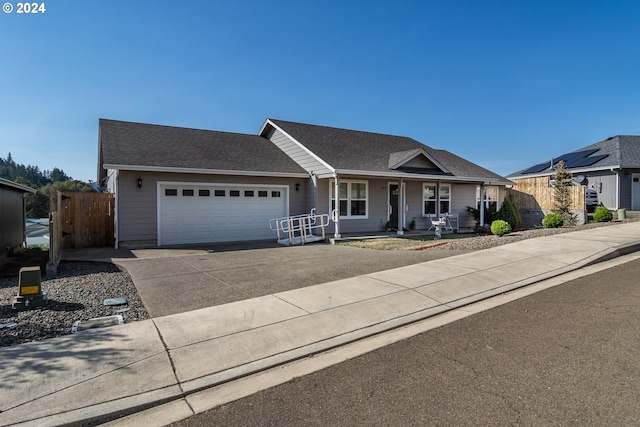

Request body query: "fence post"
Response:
[46, 211, 62, 278]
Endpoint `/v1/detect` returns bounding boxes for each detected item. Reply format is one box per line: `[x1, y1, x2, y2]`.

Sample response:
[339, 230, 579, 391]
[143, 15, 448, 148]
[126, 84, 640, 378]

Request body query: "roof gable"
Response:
[266, 119, 509, 183]
[388, 149, 450, 174]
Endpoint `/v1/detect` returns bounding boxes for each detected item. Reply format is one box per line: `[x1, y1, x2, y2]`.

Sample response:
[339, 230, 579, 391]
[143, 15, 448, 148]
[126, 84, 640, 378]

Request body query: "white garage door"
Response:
[159, 183, 288, 245]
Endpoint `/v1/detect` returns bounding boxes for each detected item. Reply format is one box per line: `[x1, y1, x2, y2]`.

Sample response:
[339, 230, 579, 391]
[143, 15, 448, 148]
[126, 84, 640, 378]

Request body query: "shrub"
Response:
[466, 204, 498, 227]
[490, 219, 512, 236]
[542, 213, 563, 228]
[497, 194, 521, 230]
[593, 206, 612, 222]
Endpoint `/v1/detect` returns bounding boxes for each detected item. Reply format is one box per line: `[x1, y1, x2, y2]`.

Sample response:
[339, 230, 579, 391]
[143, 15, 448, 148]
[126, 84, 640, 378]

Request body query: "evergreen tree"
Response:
[0, 153, 96, 218]
[497, 194, 521, 230]
[551, 161, 576, 225]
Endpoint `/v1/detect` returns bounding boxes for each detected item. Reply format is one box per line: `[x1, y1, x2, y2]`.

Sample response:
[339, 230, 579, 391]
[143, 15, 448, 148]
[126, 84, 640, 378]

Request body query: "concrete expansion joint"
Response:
[151, 319, 194, 415]
[273, 294, 312, 314]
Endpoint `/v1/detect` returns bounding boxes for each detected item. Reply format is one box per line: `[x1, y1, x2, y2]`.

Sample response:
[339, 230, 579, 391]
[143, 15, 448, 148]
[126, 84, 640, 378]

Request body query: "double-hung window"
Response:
[477, 185, 499, 211]
[423, 183, 451, 216]
[439, 184, 451, 215]
[423, 184, 437, 215]
[331, 180, 368, 218]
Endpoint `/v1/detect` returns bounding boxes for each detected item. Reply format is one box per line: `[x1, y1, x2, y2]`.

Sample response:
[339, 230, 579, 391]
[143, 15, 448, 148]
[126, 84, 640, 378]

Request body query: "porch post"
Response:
[397, 179, 405, 236]
[479, 184, 485, 227]
[333, 174, 341, 238]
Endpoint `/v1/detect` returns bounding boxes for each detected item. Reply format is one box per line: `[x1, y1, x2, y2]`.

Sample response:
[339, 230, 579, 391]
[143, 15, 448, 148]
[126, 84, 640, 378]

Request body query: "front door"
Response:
[389, 184, 399, 229]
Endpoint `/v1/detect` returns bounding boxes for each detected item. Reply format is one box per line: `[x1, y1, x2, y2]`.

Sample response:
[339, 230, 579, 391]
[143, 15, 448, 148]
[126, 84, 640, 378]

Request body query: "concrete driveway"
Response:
[63, 241, 471, 317]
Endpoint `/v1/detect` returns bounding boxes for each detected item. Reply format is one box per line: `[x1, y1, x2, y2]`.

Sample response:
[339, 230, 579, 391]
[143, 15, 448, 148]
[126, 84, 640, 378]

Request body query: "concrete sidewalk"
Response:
[3, 223, 640, 426]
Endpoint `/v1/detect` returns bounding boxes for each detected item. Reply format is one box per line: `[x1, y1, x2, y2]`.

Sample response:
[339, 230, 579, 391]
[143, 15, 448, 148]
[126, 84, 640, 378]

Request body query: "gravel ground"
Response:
[0, 262, 149, 348]
[0, 219, 636, 349]
[433, 220, 635, 251]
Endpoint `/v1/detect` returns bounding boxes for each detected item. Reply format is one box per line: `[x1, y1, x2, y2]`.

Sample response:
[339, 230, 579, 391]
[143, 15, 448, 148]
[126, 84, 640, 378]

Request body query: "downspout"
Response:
[397, 179, 405, 236]
[114, 170, 119, 249]
[22, 192, 28, 249]
[479, 184, 485, 226]
[333, 174, 340, 238]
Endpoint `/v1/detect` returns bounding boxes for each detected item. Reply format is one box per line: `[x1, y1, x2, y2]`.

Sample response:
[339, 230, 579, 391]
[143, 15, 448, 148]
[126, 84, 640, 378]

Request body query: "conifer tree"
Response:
[551, 161, 576, 225]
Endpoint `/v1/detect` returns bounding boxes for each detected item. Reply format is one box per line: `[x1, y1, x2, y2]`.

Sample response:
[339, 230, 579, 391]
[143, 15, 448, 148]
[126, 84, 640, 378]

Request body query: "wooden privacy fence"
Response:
[49, 191, 115, 249]
[508, 176, 585, 210]
[48, 191, 115, 276]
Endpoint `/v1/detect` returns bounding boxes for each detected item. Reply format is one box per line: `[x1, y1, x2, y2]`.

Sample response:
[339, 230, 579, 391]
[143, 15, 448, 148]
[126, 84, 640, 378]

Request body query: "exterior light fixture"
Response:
[137, 177, 142, 190]
[295, 182, 300, 193]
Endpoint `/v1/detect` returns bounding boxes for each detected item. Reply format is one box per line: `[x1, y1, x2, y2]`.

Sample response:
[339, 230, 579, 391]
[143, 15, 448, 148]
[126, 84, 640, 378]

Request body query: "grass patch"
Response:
[337, 233, 477, 250]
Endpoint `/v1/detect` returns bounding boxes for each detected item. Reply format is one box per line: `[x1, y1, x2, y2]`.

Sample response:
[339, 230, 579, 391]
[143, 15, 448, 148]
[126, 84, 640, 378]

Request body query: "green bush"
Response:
[497, 194, 521, 230]
[490, 219, 512, 236]
[593, 206, 612, 222]
[542, 213, 563, 228]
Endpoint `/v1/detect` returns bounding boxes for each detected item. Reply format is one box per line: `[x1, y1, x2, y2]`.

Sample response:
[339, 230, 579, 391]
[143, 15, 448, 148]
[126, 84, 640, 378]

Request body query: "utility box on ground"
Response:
[12, 266, 48, 310]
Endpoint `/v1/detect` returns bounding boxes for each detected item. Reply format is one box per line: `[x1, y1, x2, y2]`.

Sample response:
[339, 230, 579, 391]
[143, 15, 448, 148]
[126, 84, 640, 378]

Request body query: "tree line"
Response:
[1, 153, 96, 218]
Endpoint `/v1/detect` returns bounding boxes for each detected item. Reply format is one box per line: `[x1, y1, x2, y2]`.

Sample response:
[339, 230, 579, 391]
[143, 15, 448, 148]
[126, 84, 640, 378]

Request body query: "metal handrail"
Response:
[269, 209, 330, 245]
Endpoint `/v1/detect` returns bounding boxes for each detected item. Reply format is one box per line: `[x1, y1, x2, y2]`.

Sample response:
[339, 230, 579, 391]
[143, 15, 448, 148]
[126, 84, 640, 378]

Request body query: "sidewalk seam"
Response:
[151, 319, 195, 417]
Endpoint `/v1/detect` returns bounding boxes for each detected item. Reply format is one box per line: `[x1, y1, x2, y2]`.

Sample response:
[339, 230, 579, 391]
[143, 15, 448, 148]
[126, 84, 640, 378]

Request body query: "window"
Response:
[183, 189, 194, 196]
[230, 190, 240, 197]
[330, 180, 368, 218]
[199, 189, 210, 197]
[214, 190, 225, 197]
[165, 189, 177, 196]
[423, 183, 451, 216]
[272, 191, 281, 197]
[439, 184, 450, 215]
[244, 190, 254, 197]
[258, 190, 268, 197]
[423, 184, 436, 215]
[477, 186, 499, 211]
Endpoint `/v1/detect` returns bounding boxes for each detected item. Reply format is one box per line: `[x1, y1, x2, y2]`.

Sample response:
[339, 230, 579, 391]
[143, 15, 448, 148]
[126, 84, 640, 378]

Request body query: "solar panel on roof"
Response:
[520, 148, 606, 175]
[566, 154, 608, 168]
[522, 162, 551, 174]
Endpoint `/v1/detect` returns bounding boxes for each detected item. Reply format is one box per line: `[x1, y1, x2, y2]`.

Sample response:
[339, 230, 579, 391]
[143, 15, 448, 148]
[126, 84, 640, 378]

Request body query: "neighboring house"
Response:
[0, 178, 36, 256]
[508, 135, 640, 215]
[98, 118, 511, 247]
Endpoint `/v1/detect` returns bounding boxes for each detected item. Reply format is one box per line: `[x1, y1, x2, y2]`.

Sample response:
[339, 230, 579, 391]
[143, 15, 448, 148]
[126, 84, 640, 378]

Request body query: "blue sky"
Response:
[1, 0, 639, 182]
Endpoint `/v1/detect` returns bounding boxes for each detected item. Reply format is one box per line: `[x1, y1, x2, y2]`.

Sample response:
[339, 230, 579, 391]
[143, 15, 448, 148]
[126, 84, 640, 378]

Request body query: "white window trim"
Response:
[477, 185, 499, 209]
[330, 179, 369, 219]
[439, 183, 451, 215]
[422, 182, 451, 216]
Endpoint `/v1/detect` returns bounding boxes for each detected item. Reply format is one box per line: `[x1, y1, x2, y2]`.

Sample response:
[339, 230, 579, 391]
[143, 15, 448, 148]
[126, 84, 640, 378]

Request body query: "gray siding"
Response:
[315, 178, 483, 234]
[451, 183, 480, 229]
[268, 129, 332, 176]
[116, 170, 307, 244]
[585, 171, 617, 209]
[0, 187, 25, 255]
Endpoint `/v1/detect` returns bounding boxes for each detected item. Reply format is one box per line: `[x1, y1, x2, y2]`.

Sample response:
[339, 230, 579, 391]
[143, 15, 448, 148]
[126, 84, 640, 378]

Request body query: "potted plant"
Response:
[384, 220, 392, 232]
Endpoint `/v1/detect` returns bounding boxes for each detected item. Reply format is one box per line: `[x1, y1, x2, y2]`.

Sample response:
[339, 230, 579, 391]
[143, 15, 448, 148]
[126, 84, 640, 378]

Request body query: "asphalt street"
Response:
[169, 257, 640, 427]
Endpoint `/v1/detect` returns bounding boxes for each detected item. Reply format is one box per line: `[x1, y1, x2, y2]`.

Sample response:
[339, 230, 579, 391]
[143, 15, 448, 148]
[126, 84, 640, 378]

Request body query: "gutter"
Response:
[103, 164, 310, 179]
[325, 169, 512, 185]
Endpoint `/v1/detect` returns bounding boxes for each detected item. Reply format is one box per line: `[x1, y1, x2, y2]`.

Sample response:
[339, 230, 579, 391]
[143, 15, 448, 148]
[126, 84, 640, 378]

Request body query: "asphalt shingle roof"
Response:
[99, 119, 306, 175]
[509, 135, 640, 177]
[269, 119, 508, 182]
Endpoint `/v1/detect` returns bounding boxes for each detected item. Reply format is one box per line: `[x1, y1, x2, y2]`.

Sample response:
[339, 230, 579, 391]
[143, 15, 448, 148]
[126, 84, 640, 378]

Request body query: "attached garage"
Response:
[158, 182, 288, 245]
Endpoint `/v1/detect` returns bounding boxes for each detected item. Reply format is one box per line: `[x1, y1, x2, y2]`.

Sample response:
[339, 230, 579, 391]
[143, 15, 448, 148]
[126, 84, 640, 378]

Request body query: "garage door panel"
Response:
[159, 184, 287, 245]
